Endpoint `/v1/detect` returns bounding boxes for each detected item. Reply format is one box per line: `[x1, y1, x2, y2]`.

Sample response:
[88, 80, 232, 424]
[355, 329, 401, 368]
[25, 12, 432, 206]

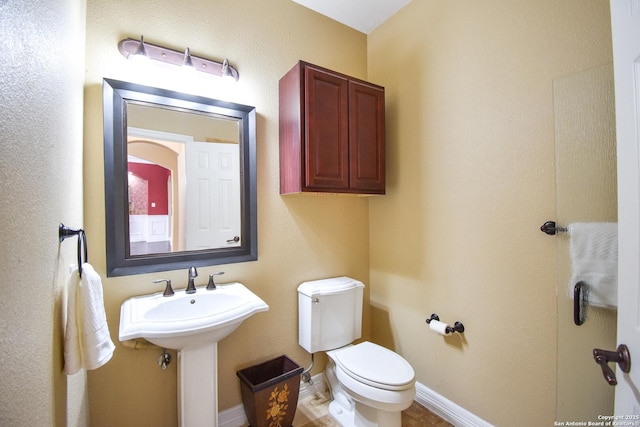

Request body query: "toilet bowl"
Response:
[326, 341, 416, 427]
[297, 277, 416, 427]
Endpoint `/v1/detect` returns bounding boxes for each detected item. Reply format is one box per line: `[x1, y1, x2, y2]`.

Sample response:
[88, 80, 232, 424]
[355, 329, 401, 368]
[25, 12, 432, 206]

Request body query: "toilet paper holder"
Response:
[425, 314, 465, 334]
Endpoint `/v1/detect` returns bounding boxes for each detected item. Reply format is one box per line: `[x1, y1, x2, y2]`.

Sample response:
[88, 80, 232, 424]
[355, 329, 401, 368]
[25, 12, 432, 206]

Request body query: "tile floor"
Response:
[293, 391, 453, 427]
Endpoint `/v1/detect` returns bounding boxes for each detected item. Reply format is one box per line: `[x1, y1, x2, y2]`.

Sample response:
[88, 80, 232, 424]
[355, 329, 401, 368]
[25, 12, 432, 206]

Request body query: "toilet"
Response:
[298, 277, 416, 427]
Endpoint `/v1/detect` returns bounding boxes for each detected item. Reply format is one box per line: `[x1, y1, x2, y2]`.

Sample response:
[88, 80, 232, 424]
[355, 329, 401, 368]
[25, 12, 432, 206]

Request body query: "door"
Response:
[304, 65, 350, 190]
[185, 141, 241, 250]
[612, 0, 640, 413]
[348, 80, 385, 192]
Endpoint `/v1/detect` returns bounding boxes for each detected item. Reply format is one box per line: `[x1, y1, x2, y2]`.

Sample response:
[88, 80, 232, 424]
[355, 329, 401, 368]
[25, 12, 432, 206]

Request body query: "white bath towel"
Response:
[64, 263, 115, 374]
[568, 223, 618, 309]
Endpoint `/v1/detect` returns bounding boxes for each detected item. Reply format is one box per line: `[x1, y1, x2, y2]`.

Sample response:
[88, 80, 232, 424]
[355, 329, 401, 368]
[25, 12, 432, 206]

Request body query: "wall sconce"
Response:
[118, 36, 239, 81]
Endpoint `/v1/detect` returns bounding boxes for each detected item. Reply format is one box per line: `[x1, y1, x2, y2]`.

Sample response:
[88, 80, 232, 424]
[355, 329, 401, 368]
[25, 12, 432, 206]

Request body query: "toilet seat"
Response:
[330, 341, 415, 391]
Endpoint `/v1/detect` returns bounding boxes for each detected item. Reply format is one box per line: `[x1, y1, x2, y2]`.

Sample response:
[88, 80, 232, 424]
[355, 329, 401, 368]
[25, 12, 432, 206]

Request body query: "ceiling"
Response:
[291, 0, 413, 34]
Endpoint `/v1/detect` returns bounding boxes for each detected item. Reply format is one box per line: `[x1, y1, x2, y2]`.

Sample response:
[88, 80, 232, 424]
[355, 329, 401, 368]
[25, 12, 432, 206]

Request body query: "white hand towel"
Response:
[64, 263, 115, 374]
[568, 223, 618, 309]
[63, 268, 82, 374]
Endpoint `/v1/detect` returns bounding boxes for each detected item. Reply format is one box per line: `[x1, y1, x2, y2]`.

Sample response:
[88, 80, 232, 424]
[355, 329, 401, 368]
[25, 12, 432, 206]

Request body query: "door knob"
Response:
[593, 344, 631, 386]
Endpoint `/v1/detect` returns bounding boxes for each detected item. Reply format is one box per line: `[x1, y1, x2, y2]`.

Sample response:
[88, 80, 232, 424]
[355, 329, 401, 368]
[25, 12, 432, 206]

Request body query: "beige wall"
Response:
[0, 0, 87, 426]
[554, 64, 617, 420]
[0, 0, 614, 426]
[84, 1, 370, 425]
[367, 1, 612, 426]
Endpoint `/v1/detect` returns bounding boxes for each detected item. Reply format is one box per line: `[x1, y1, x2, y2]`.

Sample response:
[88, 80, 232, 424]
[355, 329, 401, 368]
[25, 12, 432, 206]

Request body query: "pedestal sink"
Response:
[119, 282, 269, 427]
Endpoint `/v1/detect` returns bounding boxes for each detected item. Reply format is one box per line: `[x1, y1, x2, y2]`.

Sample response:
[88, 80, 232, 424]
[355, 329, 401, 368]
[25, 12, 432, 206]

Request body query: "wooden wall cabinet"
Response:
[279, 61, 385, 195]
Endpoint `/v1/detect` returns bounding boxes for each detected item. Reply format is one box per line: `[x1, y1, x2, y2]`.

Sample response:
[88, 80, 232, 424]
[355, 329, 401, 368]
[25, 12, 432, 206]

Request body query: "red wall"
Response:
[128, 162, 171, 215]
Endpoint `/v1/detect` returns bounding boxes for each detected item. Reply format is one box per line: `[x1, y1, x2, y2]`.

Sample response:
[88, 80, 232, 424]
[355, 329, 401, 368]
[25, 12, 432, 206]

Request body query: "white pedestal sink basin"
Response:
[119, 282, 268, 426]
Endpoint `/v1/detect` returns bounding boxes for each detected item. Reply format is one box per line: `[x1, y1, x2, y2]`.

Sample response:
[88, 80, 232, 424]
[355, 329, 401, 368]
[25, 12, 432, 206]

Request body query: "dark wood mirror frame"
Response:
[103, 78, 257, 277]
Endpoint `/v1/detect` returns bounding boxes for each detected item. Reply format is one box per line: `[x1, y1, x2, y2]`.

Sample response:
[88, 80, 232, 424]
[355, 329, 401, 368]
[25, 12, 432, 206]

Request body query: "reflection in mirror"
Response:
[127, 104, 241, 255]
[103, 79, 257, 277]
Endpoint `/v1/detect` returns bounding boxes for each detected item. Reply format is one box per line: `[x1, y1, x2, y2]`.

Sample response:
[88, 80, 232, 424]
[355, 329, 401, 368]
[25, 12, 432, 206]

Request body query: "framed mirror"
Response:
[103, 78, 257, 277]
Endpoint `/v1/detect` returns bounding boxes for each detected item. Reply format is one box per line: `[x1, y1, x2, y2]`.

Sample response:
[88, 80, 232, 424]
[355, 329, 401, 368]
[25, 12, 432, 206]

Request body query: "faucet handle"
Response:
[153, 279, 174, 297]
[206, 272, 225, 290]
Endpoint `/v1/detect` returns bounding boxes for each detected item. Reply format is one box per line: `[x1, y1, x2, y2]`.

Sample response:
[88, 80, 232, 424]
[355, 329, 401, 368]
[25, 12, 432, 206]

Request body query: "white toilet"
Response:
[298, 277, 416, 427]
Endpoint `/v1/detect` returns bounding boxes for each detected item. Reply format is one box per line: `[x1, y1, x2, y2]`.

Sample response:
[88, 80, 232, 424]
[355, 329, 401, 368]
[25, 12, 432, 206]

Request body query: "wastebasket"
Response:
[237, 355, 304, 427]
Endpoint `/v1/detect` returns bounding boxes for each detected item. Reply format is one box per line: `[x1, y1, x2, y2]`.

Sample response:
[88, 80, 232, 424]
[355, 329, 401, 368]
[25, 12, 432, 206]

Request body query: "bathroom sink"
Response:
[119, 282, 268, 350]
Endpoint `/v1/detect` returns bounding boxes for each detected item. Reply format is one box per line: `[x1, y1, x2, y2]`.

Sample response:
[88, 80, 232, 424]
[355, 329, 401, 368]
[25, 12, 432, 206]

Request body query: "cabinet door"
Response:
[304, 66, 349, 190]
[349, 81, 385, 192]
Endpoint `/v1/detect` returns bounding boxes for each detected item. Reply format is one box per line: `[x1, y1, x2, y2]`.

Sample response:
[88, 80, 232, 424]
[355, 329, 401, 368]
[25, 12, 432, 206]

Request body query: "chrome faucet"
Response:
[186, 266, 198, 294]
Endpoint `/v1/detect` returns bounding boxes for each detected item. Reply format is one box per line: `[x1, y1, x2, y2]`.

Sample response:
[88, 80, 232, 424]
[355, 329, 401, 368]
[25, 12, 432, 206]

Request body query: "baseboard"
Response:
[298, 372, 327, 399]
[414, 382, 494, 427]
[219, 375, 493, 427]
[218, 405, 248, 427]
[218, 373, 325, 427]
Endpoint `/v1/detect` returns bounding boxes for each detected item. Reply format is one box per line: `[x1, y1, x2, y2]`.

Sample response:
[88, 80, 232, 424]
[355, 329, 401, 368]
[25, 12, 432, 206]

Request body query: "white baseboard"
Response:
[218, 405, 248, 427]
[219, 375, 493, 427]
[415, 382, 494, 427]
[298, 372, 327, 399]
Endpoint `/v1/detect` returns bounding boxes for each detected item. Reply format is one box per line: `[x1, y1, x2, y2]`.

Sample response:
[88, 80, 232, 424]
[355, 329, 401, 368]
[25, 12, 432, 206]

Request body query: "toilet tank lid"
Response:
[297, 276, 364, 297]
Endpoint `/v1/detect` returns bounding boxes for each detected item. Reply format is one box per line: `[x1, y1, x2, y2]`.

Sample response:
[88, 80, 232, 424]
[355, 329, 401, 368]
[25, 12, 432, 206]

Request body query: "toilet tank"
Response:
[298, 276, 364, 353]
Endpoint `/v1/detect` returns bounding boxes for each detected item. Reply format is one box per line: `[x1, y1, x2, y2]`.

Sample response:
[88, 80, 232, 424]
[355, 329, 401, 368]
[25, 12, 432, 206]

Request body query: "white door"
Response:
[185, 141, 241, 250]
[612, 0, 640, 414]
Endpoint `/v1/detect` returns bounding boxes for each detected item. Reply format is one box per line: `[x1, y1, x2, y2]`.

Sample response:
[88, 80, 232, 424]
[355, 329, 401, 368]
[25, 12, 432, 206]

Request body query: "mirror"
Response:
[103, 78, 257, 277]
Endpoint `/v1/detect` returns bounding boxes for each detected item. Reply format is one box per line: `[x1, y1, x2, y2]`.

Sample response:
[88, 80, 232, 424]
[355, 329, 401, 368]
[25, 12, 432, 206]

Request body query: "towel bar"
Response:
[540, 220, 567, 236]
[574, 281, 587, 326]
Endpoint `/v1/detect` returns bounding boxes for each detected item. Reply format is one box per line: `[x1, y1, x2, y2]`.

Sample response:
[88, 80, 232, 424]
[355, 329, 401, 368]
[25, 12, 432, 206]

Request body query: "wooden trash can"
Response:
[237, 355, 303, 427]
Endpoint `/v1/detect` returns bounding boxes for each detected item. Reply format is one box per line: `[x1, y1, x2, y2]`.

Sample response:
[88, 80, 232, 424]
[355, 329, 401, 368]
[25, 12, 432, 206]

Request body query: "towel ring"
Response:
[59, 224, 88, 277]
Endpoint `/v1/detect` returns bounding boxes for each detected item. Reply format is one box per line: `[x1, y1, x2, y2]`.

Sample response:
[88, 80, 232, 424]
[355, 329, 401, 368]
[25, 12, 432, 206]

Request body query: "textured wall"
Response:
[0, 0, 87, 425]
[554, 64, 617, 420]
[367, 1, 612, 426]
[83, 1, 370, 425]
[0, 1, 613, 425]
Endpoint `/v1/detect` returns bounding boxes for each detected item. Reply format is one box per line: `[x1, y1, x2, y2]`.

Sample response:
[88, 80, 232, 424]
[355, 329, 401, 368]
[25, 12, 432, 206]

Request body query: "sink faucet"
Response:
[186, 266, 198, 294]
[206, 272, 225, 290]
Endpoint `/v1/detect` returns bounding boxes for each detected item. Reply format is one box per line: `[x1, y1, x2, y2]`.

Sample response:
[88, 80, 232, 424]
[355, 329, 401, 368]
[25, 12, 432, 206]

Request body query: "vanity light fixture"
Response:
[182, 47, 194, 68]
[118, 35, 239, 81]
[221, 59, 233, 80]
[132, 35, 149, 59]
